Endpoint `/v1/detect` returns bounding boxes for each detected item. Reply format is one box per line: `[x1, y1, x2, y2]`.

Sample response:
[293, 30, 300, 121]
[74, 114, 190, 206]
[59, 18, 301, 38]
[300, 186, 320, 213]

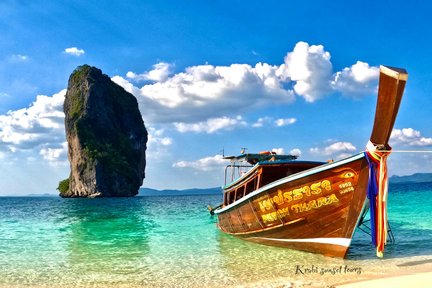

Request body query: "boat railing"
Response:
[224, 164, 253, 185]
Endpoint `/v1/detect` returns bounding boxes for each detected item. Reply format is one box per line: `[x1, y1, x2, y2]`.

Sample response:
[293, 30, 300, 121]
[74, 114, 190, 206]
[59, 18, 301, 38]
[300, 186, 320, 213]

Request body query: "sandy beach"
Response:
[333, 272, 432, 288]
[228, 255, 432, 288]
[0, 256, 430, 288]
[331, 259, 432, 288]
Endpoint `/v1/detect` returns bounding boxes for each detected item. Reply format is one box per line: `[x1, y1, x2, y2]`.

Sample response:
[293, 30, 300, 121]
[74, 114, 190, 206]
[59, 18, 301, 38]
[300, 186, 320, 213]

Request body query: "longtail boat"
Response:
[211, 65, 408, 258]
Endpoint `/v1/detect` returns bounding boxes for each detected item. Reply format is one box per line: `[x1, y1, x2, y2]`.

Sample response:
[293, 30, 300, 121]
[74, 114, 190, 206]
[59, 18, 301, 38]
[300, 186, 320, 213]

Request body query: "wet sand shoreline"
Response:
[1, 255, 431, 288]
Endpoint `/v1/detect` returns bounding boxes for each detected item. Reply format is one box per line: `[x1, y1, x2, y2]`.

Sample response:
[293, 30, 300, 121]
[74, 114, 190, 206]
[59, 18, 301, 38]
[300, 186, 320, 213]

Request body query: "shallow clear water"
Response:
[0, 183, 431, 287]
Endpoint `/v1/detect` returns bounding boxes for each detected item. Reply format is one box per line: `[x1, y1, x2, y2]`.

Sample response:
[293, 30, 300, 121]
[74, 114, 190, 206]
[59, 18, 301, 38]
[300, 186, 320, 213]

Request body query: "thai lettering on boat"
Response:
[258, 180, 332, 213]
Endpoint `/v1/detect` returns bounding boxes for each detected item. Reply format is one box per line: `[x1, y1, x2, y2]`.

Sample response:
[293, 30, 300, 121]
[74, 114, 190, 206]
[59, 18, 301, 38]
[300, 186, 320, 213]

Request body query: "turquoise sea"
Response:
[0, 183, 431, 287]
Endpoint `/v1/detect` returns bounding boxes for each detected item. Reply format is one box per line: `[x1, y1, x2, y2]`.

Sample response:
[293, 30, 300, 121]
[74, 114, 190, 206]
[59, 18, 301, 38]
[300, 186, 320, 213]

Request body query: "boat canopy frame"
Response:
[223, 152, 299, 186]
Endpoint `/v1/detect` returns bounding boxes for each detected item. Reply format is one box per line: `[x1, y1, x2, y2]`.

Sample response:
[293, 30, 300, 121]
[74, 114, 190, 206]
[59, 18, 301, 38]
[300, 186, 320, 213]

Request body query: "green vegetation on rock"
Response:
[57, 178, 70, 195]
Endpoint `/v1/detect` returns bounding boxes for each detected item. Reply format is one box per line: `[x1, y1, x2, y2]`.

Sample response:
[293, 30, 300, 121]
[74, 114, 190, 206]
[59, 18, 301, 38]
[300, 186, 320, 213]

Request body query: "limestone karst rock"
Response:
[60, 65, 147, 197]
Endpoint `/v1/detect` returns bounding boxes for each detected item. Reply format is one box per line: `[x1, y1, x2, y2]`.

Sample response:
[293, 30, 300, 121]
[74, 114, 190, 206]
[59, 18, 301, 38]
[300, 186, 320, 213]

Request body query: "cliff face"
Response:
[61, 65, 147, 197]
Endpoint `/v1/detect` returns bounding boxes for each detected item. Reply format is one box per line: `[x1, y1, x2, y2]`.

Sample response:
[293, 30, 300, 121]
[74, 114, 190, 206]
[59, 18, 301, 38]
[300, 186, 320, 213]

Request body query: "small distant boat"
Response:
[211, 65, 408, 258]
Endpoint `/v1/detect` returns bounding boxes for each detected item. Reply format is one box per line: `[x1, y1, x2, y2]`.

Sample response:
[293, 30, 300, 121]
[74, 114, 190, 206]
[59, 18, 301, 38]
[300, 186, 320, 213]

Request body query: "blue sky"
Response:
[1, 0, 432, 195]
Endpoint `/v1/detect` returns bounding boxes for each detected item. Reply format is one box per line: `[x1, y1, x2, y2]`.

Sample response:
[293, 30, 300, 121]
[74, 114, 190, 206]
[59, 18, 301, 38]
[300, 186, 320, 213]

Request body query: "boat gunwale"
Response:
[215, 152, 366, 214]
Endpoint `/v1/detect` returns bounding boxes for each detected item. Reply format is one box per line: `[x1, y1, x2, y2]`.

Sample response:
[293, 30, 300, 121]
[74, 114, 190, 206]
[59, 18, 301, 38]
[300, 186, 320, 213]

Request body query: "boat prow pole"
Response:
[370, 65, 408, 147]
[366, 65, 408, 258]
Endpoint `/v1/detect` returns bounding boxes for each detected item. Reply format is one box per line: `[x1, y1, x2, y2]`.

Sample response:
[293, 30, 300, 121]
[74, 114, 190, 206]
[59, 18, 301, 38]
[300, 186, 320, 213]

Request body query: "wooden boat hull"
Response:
[214, 153, 369, 258]
[214, 65, 408, 258]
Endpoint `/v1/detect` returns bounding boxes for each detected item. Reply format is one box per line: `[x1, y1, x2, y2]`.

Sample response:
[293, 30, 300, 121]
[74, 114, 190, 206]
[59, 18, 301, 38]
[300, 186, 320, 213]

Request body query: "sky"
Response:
[1, 0, 432, 196]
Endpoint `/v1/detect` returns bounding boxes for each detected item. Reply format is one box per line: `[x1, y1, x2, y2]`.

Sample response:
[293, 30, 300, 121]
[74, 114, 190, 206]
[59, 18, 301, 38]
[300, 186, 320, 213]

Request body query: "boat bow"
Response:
[365, 65, 408, 257]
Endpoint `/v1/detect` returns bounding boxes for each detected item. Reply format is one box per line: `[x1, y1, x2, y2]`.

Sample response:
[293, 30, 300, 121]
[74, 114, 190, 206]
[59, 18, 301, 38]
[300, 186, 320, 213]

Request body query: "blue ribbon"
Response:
[364, 152, 378, 246]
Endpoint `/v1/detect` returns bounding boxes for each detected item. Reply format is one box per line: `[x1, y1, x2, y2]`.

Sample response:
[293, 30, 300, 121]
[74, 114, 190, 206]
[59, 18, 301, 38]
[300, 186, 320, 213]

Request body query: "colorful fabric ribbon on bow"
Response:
[364, 141, 391, 258]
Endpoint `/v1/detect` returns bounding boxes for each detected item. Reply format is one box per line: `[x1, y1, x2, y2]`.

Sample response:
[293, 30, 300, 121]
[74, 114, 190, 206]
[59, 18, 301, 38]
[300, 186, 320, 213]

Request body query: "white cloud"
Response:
[64, 47, 85, 56]
[39, 142, 68, 165]
[127, 62, 173, 82]
[9, 54, 29, 62]
[387, 153, 432, 177]
[160, 137, 172, 146]
[310, 141, 357, 157]
[275, 118, 297, 127]
[147, 127, 172, 146]
[252, 117, 271, 128]
[252, 117, 296, 128]
[112, 41, 378, 124]
[113, 62, 295, 123]
[331, 61, 379, 96]
[290, 148, 302, 157]
[0, 90, 66, 160]
[173, 154, 225, 171]
[146, 127, 173, 160]
[272, 148, 285, 155]
[390, 128, 432, 146]
[276, 41, 333, 102]
[174, 116, 247, 134]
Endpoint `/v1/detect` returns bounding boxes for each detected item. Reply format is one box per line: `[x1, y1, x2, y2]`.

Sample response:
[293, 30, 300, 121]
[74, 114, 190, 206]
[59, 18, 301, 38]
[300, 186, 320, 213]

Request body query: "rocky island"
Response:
[58, 65, 147, 197]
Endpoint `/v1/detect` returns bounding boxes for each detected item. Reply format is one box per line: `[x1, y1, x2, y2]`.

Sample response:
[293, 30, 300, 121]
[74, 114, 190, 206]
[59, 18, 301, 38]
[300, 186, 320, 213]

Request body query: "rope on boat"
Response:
[207, 204, 223, 216]
[362, 150, 432, 153]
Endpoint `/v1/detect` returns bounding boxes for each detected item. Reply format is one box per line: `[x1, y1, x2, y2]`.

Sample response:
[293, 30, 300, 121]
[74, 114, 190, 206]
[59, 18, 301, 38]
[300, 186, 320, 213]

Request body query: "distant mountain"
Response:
[15, 188, 221, 197]
[138, 187, 222, 196]
[390, 173, 432, 184]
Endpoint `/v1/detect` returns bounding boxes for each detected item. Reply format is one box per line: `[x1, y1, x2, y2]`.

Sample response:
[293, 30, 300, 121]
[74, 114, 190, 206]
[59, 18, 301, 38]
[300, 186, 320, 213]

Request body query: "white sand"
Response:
[333, 272, 432, 288]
